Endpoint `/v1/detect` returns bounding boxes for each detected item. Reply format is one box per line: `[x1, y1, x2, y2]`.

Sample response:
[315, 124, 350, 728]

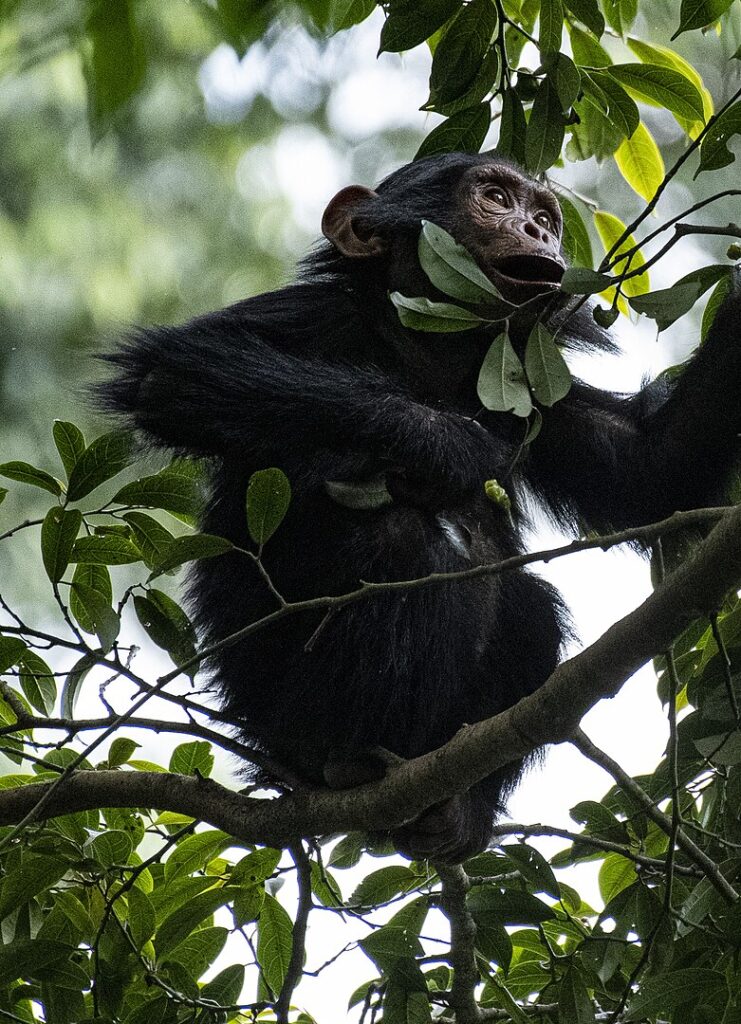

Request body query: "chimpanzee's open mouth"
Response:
[493, 255, 565, 286]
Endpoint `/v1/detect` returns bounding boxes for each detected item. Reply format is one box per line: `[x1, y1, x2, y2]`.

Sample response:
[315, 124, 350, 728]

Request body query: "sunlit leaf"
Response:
[594, 210, 649, 297]
[614, 121, 664, 201]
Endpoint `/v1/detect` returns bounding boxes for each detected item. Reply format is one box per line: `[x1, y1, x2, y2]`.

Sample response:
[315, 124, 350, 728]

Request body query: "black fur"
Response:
[98, 154, 741, 861]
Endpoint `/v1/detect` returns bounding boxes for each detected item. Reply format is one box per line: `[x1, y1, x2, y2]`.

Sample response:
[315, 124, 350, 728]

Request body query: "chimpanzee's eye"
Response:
[483, 185, 508, 205]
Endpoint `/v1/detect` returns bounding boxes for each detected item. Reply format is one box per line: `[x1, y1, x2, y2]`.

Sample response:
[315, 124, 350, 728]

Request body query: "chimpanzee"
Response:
[100, 153, 741, 862]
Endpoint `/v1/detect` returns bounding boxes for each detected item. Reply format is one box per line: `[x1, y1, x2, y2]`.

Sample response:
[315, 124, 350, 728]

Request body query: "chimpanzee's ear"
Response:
[321, 185, 387, 258]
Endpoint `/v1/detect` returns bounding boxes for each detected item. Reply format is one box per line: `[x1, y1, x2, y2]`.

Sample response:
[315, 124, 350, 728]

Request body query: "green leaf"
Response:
[379, 0, 459, 53]
[61, 653, 97, 718]
[165, 830, 232, 881]
[0, 461, 61, 496]
[83, 0, 146, 131]
[614, 121, 664, 202]
[558, 198, 593, 269]
[112, 464, 206, 518]
[423, 47, 499, 118]
[123, 511, 175, 569]
[547, 53, 581, 114]
[629, 265, 730, 330]
[133, 590, 197, 670]
[53, 421, 86, 479]
[0, 634, 26, 675]
[627, 36, 713, 134]
[563, 0, 604, 37]
[538, 0, 563, 55]
[0, 939, 71, 984]
[602, 0, 637, 34]
[157, 888, 232, 955]
[560, 267, 612, 294]
[169, 740, 214, 777]
[525, 78, 564, 174]
[19, 651, 56, 715]
[583, 71, 639, 138]
[389, 292, 486, 332]
[418, 220, 503, 303]
[66, 430, 135, 501]
[70, 580, 120, 650]
[673, 0, 735, 37]
[257, 893, 294, 996]
[697, 101, 741, 175]
[351, 866, 419, 908]
[70, 534, 141, 566]
[0, 854, 67, 920]
[202, 963, 246, 1005]
[246, 467, 292, 546]
[428, 0, 497, 106]
[502, 843, 561, 897]
[69, 564, 113, 635]
[468, 887, 556, 925]
[559, 966, 596, 1023]
[231, 848, 282, 886]
[88, 829, 133, 867]
[497, 87, 527, 164]
[166, 925, 228, 977]
[128, 886, 156, 950]
[0, 488, 6, 505]
[627, 968, 725, 1017]
[568, 23, 611, 65]
[594, 210, 649, 297]
[328, 0, 374, 31]
[524, 324, 571, 407]
[41, 507, 82, 583]
[477, 333, 533, 417]
[415, 102, 491, 159]
[598, 852, 638, 902]
[151, 533, 232, 575]
[701, 276, 733, 343]
[606, 63, 705, 123]
[108, 737, 139, 767]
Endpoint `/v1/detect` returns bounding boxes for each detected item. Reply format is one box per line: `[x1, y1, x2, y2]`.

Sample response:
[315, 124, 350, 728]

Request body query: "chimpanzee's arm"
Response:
[99, 310, 505, 493]
[527, 274, 741, 530]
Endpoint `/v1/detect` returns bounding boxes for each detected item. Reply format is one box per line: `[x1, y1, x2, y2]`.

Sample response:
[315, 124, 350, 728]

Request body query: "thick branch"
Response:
[437, 865, 481, 1023]
[0, 506, 740, 853]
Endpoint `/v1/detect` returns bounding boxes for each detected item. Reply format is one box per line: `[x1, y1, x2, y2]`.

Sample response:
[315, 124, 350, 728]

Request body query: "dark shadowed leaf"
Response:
[70, 581, 120, 651]
[478, 333, 533, 417]
[539, 0, 564, 55]
[70, 564, 112, 635]
[502, 843, 561, 897]
[0, 637, 26, 674]
[134, 590, 197, 671]
[19, 651, 56, 715]
[629, 265, 730, 329]
[61, 653, 97, 718]
[558, 198, 593, 268]
[70, 534, 141, 566]
[83, 0, 146, 131]
[112, 464, 206, 518]
[202, 963, 246, 1005]
[525, 78, 565, 173]
[563, 0, 605, 36]
[128, 886, 156, 950]
[351, 866, 419, 908]
[428, 0, 497, 106]
[41, 507, 82, 583]
[0, 939, 70, 984]
[468, 887, 556, 925]
[0, 462, 61, 496]
[390, 292, 485, 332]
[606, 63, 705, 122]
[524, 324, 572, 407]
[559, 966, 596, 1023]
[0, 854, 67, 920]
[415, 102, 491, 159]
[561, 269, 613, 295]
[673, 0, 735, 37]
[627, 968, 725, 1016]
[701, 275, 733, 342]
[66, 430, 135, 501]
[497, 88, 527, 164]
[246, 467, 292, 546]
[697, 101, 741, 174]
[123, 511, 176, 569]
[151, 533, 232, 575]
[418, 220, 503, 303]
[379, 0, 459, 52]
[52, 421, 86, 479]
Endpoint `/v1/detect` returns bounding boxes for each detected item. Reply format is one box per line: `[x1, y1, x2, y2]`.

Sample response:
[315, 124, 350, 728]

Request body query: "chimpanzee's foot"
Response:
[392, 792, 492, 864]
